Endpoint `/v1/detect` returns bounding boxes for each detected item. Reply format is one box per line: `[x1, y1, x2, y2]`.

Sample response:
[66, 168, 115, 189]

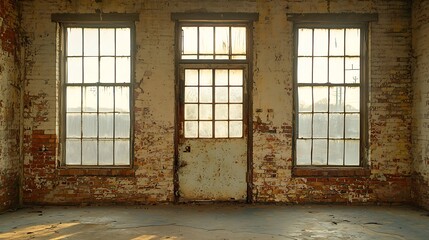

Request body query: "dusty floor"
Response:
[0, 204, 428, 240]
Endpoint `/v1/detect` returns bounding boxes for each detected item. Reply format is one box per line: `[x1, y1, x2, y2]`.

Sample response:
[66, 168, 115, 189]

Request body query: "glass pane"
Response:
[329, 113, 344, 138]
[83, 86, 97, 112]
[67, 28, 82, 56]
[115, 87, 130, 112]
[231, 27, 246, 55]
[185, 104, 198, 120]
[116, 57, 130, 83]
[82, 140, 97, 165]
[82, 113, 97, 137]
[199, 87, 212, 103]
[115, 140, 130, 165]
[229, 121, 242, 138]
[329, 29, 344, 56]
[185, 69, 198, 85]
[84, 28, 98, 56]
[297, 57, 312, 83]
[329, 87, 344, 112]
[185, 121, 198, 138]
[345, 140, 359, 165]
[185, 87, 198, 103]
[215, 27, 229, 54]
[182, 27, 197, 55]
[199, 104, 212, 120]
[67, 57, 82, 83]
[313, 87, 328, 112]
[312, 139, 328, 165]
[215, 104, 228, 120]
[313, 57, 328, 83]
[66, 87, 81, 112]
[345, 114, 360, 139]
[346, 29, 360, 56]
[200, 69, 212, 86]
[298, 28, 312, 56]
[99, 86, 114, 112]
[100, 57, 115, 83]
[100, 28, 115, 56]
[230, 69, 243, 85]
[215, 87, 228, 103]
[215, 69, 228, 85]
[230, 87, 243, 103]
[99, 113, 114, 138]
[116, 28, 131, 56]
[329, 57, 344, 83]
[328, 140, 344, 165]
[99, 140, 113, 165]
[115, 113, 130, 138]
[296, 139, 311, 165]
[84, 57, 98, 83]
[345, 57, 360, 83]
[314, 29, 328, 56]
[298, 113, 312, 138]
[313, 113, 328, 138]
[215, 121, 228, 138]
[298, 87, 312, 112]
[66, 139, 81, 165]
[199, 121, 212, 138]
[66, 113, 81, 138]
[229, 104, 242, 120]
[345, 87, 360, 112]
[199, 27, 214, 54]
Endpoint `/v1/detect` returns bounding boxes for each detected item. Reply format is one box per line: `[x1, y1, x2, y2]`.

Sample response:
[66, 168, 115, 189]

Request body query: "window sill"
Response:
[58, 167, 135, 177]
[292, 167, 370, 177]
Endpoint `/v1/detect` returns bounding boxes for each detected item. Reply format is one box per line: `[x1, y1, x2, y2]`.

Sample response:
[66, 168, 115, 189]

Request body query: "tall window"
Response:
[294, 24, 367, 166]
[63, 25, 133, 166]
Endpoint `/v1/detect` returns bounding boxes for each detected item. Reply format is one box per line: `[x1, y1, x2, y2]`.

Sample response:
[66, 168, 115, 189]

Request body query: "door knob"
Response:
[184, 146, 191, 152]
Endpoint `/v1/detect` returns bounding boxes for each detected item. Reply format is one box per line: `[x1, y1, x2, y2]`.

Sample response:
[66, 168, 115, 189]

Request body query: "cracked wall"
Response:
[412, 0, 429, 210]
[0, 0, 21, 212]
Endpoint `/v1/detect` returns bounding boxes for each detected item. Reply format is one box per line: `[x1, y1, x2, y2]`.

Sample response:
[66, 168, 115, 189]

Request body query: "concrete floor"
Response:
[0, 204, 428, 240]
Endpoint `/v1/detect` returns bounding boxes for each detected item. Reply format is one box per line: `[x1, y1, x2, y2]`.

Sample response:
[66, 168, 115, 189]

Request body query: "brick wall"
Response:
[412, 0, 429, 210]
[0, 0, 21, 212]
[20, 0, 413, 205]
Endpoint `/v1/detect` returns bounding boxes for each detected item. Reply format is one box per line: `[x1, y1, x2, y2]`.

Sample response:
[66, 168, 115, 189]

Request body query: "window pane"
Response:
[329, 86, 344, 112]
[298, 28, 312, 56]
[231, 27, 246, 55]
[185, 104, 198, 120]
[312, 139, 328, 165]
[67, 57, 82, 83]
[84, 28, 98, 56]
[297, 57, 312, 83]
[296, 139, 311, 165]
[215, 104, 228, 120]
[345, 140, 359, 165]
[82, 113, 97, 137]
[230, 87, 243, 103]
[345, 113, 360, 139]
[329, 29, 344, 56]
[83, 86, 97, 112]
[100, 57, 115, 83]
[199, 121, 212, 138]
[215, 87, 228, 103]
[229, 104, 242, 120]
[215, 121, 228, 138]
[99, 86, 114, 112]
[199, 104, 212, 120]
[83, 57, 98, 83]
[115, 140, 130, 165]
[230, 69, 243, 85]
[99, 113, 114, 138]
[99, 140, 114, 165]
[345, 57, 360, 83]
[328, 140, 344, 165]
[116, 57, 130, 83]
[185, 87, 198, 103]
[100, 28, 115, 56]
[66, 113, 81, 138]
[182, 27, 197, 55]
[200, 69, 212, 86]
[115, 87, 130, 112]
[346, 29, 360, 56]
[215, 69, 228, 85]
[314, 29, 328, 56]
[115, 113, 130, 138]
[313, 113, 328, 138]
[116, 28, 131, 56]
[67, 28, 82, 56]
[199, 27, 214, 55]
[215, 27, 229, 54]
[298, 113, 312, 138]
[66, 139, 81, 165]
[345, 87, 360, 112]
[313, 87, 328, 112]
[329, 113, 344, 138]
[298, 87, 312, 112]
[329, 57, 344, 83]
[185, 69, 198, 86]
[199, 87, 212, 103]
[313, 57, 328, 83]
[229, 121, 242, 138]
[82, 140, 97, 165]
[66, 87, 81, 112]
[184, 121, 198, 138]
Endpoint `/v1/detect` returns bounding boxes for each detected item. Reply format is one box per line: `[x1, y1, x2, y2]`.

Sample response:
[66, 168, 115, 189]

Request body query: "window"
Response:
[61, 23, 134, 166]
[293, 21, 368, 167]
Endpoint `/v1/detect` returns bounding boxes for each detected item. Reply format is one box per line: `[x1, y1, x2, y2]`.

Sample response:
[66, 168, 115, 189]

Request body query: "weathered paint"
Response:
[178, 139, 247, 201]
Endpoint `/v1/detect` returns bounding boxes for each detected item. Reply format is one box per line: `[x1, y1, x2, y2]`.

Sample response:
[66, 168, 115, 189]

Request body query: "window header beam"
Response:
[51, 13, 139, 23]
[287, 13, 378, 23]
[171, 12, 259, 22]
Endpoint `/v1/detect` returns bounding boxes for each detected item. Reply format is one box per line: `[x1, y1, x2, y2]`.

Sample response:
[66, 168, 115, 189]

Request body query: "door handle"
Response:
[184, 146, 191, 152]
